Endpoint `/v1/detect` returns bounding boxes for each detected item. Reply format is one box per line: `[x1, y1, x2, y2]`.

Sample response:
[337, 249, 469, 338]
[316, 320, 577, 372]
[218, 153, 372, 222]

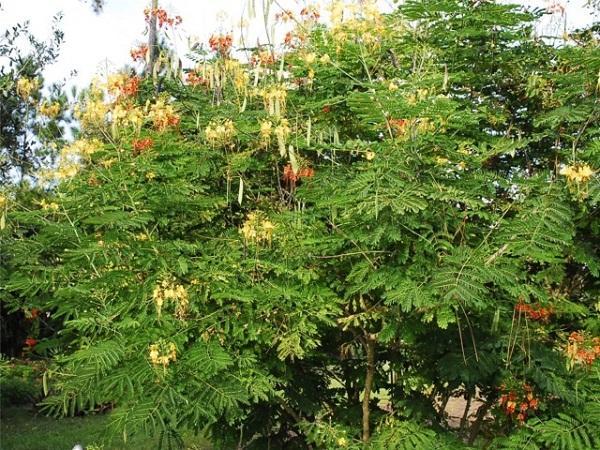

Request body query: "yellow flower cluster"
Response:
[38, 199, 59, 211]
[205, 120, 236, 146]
[106, 73, 129, 96]
[274, 119, 290, 156]
[240, 212, 276, 245]
[405, 88, 431, 105]
[47, 138, 103, 181]
[147, 98, 180, 131]
[152, 278, 189, 319]
[261, 85, 287, 117]
[329, 0, 383, 48]
[149, 341, 177, 367]
[16, 77, 39, 99]
[560, 164, 595, 184]
[0, 194, 7, 209]
[259, 120, 273, 146]
[38, 101, 61, 118]
[75, 85, 108, 130]
[62, 138, 102, 159]
[303, 52, 317, 65]
[111, 103, 144, 134]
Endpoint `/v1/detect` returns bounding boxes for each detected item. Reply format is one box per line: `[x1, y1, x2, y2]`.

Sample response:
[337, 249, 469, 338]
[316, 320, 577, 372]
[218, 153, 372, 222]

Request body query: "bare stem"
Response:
[362, 334, 376, 443]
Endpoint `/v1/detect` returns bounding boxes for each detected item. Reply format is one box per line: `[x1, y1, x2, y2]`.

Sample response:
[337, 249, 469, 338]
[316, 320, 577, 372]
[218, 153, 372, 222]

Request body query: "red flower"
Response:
[322, 105, 331, 113]
[24, 337, 37, 348]
[30, 308, 40, 319]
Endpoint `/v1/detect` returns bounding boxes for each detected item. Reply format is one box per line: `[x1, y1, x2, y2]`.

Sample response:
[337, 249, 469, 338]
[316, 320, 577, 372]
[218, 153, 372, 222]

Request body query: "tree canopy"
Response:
[2, 1, 599, 448]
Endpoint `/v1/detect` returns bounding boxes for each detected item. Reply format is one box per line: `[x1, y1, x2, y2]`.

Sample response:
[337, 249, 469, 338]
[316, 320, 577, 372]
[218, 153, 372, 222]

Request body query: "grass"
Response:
[0, 406, 211, 450]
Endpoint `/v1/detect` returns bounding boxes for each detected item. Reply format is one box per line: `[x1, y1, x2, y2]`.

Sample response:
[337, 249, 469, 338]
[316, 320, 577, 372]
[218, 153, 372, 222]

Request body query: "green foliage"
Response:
[3, 0, 600, 448]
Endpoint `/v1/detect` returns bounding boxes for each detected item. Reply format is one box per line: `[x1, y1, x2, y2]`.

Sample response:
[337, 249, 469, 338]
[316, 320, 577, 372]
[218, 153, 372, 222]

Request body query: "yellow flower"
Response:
[149, 341, 177, 367]
[149, 344, 160, 365]
[0, 195, 7, 209]
[303, 52, 316, 65]
[38, 199, 59, 211]
[337, 437, 348, 447]
[16, 77, 39, 99]
[205, 120, 236, 146]
[436, 157, 449, 165]
[319, 54, 331, 64]
[240, 212, 276, 245]
[148, 98, 180, 131]
[259, 120, 273, 146]
[577, 164, 595, 182]
[388, 82, 399, 92]
[38, 101, 61, 118]
[153, 278, 189, 319]
[274, 119, 290, 156]
[560, 163, 595, 183]
[261, 85, 287, 117]
[62, 138, 102, 159]
[365, 150, 375, 161]
[145, 171, 156, 180]
[260, 120, 273, 138]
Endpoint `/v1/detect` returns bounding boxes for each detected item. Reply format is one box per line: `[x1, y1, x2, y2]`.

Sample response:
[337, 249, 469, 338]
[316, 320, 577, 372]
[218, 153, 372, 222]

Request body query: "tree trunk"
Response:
[146, 0, 159, 74]
[468, 396, 495, 445]
[459, 391, 472, 434]
[362, 334, 376, 443]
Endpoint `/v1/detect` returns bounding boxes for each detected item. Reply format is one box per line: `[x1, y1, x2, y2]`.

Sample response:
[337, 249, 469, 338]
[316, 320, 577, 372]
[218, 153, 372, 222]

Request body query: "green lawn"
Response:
[0, 407, 211, 450]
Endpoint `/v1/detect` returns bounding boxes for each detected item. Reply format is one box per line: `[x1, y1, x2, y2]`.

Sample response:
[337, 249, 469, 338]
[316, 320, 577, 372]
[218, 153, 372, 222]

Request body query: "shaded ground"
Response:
[0, 406, 211, 450]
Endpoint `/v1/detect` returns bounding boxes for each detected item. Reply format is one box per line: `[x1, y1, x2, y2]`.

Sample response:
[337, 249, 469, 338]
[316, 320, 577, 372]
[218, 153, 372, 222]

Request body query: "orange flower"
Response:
[130, 44, 148, 62]
[298, 167, 315, 178]
[505, 401, 516, 414]
[300, 6, 320, 21]
[275, 10, 294, 22]
[186, 71, 207, 87]
[283, 164, 297, 183]
[390, 118, 409, 135]
[144, 8, 182, 28]
[209, 34, 233, 56]
[24, 337, 37, 348]
[519, 402, 529, 412]
[569, 331, 585, 343]
[283, 164, 315, 184]
[132, 138, 153, 155]
[515, 302, 552, 322]
[251, 50, 275, 66]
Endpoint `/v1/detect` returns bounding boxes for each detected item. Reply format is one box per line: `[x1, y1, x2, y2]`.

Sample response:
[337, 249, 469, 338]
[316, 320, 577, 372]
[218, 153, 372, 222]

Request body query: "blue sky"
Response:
[0, 0, 597, 90]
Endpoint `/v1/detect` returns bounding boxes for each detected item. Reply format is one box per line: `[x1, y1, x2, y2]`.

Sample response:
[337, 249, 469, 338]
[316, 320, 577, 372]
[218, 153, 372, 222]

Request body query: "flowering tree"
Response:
[3, 1, 600, 449]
